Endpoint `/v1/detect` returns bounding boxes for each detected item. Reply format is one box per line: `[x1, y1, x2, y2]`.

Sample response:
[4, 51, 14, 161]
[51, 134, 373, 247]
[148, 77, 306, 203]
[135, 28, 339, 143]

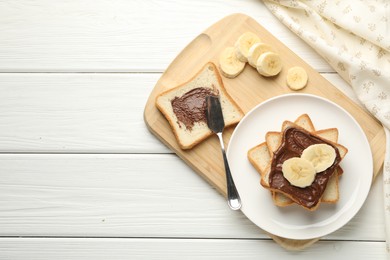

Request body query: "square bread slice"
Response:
[247, 114, 347, 209]
[257, 126, 342, 207]
[264, 130, 347, 211]
[156, 62, 244, 150]
[266, 127, 346, 207]
[272, 127, 342, 206]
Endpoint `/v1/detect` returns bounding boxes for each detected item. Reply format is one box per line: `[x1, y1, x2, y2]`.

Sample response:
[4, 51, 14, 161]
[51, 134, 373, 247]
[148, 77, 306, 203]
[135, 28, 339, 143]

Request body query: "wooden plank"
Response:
[0, 72, 351, 153]
[0, 238, 386, 259]
[144, 13, 385, 199]
[0, 154, 385, 241]
[0, 73, 169, 153]
[0, 0, 332, 72]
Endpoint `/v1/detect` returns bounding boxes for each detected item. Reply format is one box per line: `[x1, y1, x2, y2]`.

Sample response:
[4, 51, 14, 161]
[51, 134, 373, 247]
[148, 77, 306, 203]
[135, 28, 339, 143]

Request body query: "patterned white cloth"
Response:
[263, 0, 390, 254]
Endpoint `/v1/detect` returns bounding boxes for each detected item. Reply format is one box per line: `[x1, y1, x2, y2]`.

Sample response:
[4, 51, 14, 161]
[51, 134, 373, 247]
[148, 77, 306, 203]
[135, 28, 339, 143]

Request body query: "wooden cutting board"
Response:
[144, 13, 385, 249]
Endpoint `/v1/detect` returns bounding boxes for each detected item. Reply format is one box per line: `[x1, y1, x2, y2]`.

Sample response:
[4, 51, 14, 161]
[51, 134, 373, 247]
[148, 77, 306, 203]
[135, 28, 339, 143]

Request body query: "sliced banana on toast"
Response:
[282, 144, 337, 188]
[301, 144, 336, 173]
[282, 157, 317, 188]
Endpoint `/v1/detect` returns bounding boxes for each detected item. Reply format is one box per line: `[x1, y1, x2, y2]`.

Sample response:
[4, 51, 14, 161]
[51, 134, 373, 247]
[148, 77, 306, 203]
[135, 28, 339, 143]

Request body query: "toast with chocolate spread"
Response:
[156, 62, 244, 150]
[265, 127, 344, 211]
[248, 115, 342, 207]
[248, 114, 348, 211]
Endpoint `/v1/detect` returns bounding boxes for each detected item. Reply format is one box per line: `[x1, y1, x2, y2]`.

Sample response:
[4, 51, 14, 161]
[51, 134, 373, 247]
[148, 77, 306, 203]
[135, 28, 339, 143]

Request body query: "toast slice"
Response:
[264, 115, 341, 206]
[261, 128, 342, 211]
[250, 127, 343, 206]
[247, 114, 348, 210]
[156, 62, 244, 149]
[261, 128, 347, 187]
[263, 128, 347, 211]
[274, 127, 342, 206]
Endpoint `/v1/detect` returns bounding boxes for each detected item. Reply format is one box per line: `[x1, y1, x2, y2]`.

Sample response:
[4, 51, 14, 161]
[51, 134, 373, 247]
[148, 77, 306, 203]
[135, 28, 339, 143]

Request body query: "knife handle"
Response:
[216, 132, 242, 210]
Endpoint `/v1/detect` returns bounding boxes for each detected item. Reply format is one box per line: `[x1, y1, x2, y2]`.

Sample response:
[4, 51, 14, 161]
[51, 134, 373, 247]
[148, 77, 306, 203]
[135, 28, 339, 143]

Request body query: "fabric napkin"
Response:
[262, 0, 390, 254]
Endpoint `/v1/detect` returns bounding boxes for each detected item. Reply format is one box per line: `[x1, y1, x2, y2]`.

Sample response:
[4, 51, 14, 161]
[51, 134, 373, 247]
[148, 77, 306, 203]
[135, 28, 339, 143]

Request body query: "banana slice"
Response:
[247, 43, 275, 68]
[256, 52, 282, 77]
[219, 47, 246, 78]
[282, 157, 316, 188]
[286, 66, 308, 90]
[234, 32, 261, 63]
[301, 144, 336, 173]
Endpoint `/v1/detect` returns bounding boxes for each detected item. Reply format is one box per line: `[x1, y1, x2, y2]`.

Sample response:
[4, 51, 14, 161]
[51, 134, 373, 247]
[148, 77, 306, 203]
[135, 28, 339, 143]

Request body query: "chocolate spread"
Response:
[171, 87, 217, 131]
[269, 127, 341, 209]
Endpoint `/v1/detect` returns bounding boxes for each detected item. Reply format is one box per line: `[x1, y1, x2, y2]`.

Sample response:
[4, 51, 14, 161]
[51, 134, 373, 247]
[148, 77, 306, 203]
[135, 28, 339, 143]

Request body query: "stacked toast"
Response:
[248, 114, 348, 211]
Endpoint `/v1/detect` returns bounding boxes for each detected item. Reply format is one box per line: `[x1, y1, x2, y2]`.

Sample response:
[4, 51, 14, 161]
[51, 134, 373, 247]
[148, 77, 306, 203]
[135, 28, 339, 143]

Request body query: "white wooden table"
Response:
[0, 1, 386, 259]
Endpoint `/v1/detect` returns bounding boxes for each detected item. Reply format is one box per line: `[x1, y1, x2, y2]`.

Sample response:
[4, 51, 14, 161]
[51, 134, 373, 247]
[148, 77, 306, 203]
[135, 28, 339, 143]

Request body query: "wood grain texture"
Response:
[0, 154, 384, 241]
[0, 0, 333, 72]
[0, 238, 387, 260]
[144, 13, 384, 195]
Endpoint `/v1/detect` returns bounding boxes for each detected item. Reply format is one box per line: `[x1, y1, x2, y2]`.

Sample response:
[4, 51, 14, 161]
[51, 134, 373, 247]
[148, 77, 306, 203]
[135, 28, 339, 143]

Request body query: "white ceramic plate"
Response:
[227, 94, 373, 240]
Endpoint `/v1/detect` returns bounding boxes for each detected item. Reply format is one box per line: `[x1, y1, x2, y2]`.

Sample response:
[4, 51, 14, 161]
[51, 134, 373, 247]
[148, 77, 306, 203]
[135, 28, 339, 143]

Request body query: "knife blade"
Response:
[206, 95, 241, 210]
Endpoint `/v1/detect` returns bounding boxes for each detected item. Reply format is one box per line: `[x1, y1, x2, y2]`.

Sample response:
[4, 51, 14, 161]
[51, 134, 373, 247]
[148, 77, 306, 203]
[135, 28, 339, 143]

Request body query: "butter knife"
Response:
[206, 95, 241, 210]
